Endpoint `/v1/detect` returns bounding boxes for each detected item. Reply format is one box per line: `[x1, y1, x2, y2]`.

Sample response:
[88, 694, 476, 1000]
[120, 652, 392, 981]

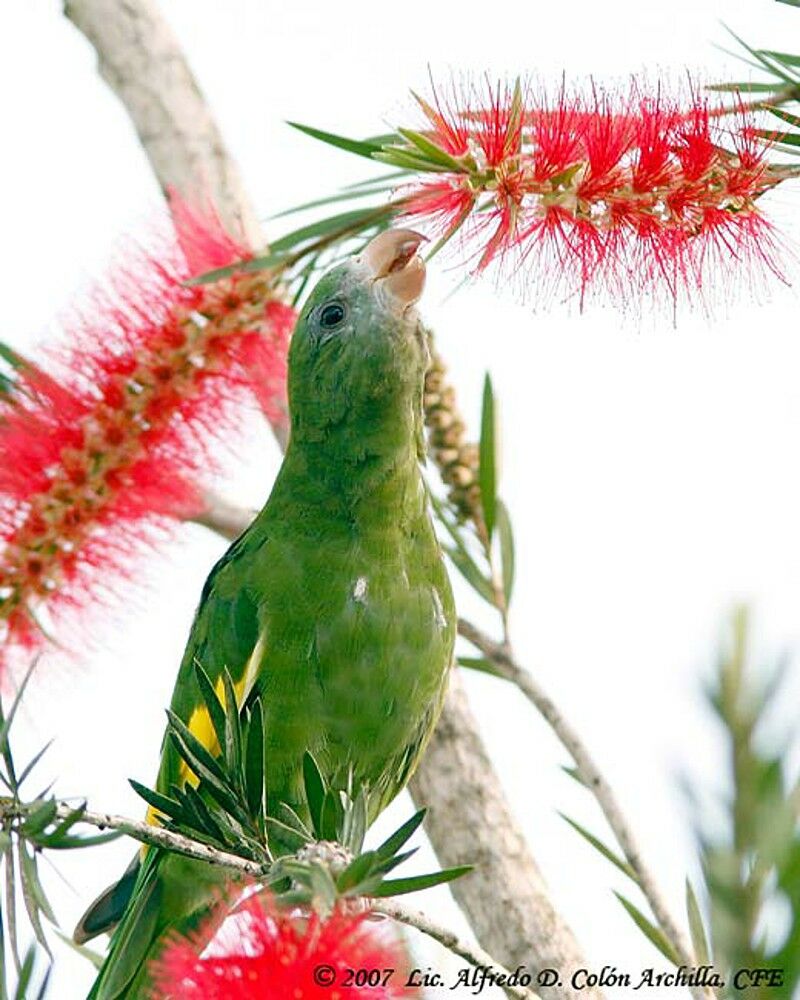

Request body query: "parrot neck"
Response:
[269, 398, 426, 525]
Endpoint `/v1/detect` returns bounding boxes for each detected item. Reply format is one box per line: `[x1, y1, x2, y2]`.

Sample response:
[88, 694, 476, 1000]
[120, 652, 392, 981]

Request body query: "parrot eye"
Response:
[318, 300, 347, 331]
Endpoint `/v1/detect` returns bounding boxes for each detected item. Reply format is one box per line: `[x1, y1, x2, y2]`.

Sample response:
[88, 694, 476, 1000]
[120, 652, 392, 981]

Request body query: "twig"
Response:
[708, 83, 800, 118]
[192, 493, 255, 541]
[457, 618, 708, 1000]
[375, 899, 540, 1000]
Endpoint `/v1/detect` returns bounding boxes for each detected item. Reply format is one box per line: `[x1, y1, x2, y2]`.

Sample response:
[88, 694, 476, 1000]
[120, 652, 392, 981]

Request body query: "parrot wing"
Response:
[80, 519, 272, 999]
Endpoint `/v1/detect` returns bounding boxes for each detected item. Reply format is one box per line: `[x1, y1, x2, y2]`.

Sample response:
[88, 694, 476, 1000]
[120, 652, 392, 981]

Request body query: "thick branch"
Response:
[64, 0, 262, 249]
[457, 618, 705, 997]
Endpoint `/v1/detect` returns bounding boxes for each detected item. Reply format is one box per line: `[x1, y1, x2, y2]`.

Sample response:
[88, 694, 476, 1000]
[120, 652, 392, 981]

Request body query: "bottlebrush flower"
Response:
[150, 894, 417, 999]
[394, 77, 790, 310]
[0, 197, 295, 674]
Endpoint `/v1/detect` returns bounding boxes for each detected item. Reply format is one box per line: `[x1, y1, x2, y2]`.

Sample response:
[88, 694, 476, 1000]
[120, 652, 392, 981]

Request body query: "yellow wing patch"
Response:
[145, 630, 267, 828]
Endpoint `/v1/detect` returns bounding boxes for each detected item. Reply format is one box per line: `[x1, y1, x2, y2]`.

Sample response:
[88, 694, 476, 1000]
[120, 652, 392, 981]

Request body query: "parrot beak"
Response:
[359, 229, 427, 312]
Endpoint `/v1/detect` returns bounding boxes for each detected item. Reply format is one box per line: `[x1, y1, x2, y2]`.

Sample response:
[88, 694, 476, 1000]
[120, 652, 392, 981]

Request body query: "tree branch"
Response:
[457, 617, 707, 998]
[375, 899, 540, 1000]
[64, 1, 599, 992]
[63, 0, 262, 249]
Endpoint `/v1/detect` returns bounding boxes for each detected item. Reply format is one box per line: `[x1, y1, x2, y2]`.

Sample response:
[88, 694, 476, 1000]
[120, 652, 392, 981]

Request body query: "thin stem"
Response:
[373, 900, 539, 1000]
[457, 617, 710, 1000]
[708, 83, 800, 119]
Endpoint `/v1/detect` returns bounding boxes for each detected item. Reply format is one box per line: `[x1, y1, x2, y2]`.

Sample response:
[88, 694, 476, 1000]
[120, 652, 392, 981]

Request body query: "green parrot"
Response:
[76, 229, 456, 999]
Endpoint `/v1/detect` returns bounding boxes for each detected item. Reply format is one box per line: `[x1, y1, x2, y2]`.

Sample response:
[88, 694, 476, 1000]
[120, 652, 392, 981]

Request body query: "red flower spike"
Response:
[0, 196, 295, 675]
[150, 895, 418, 1000]
[397, 75, 788, 311]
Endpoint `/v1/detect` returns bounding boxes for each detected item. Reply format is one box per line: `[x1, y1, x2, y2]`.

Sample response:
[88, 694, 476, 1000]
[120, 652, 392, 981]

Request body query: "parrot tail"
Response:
[82, 851, 229, 1000]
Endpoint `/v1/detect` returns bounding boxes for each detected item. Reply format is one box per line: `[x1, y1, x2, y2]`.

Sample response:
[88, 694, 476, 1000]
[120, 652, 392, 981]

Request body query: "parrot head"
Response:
[286, 229, 430, 445]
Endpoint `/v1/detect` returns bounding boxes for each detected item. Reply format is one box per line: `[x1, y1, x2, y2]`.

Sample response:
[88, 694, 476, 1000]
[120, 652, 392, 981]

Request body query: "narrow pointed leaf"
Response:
[614, 892, 681, 965]
[244, 699, 265, 818]
[287, 122, 387, 160]
[193, 663, 227, 753]
[443, 545, 495, 603]
[685, 880, 711, 965]
[560, 813, 635, 880]
[371, 865, 473, 897]
[479, 374, 497, 539]
[302, 752, 326, 836]
[338, 851, 379, 893]
[396, 128, 466, 170]
[129, 780, 183, 823]
[496, 499, 515, 603]
[375, 809, 426, 861]
[457, 655, 504, 678]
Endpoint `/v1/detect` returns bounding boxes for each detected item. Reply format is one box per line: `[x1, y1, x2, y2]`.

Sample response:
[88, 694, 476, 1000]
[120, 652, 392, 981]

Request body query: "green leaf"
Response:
[341, 786, 368, 855]
[396, 128, 466, 171]
[274, 801, 313, 841]
[561, 765, 588, 787]
[129, 781, 182, 823]
[614, 892, 681, 965]
[560, 813, 635, 880]
[244, 699, 265, 819]
[753, 127, 800, 147]
[270, 180, 399, 219]
[375, 809, 426, 862]
[495, 499, 515, 604]
[302, 752, 326, 837]
[457, 655, 504, 678]
[371, 865, 473, 897]
[759, 50, 800, 67]
[0, 344, 30, 372]
[724, 25, 799, 84]
[17, 844, 50, 955]
[221, 671, 243, 786]
[319, 788, 344, 842]
[777, 0, 800, 6]
[372, 149, 447, 173]
[193, 663, 228, 754]
[338, 851, 379, 893]
[0, 661, 39, 787]
[373, 848, 418, 877]
[308, 863, 338, 912]
[16, 744, 52, 790]
[269, 208, 386, 255]
[479, 374, 497, 539]
[165, 711, 229, 788]
[53, 929, 103, 971]
[766, 106, 800, 133]
[443, 545, 495, 603]
[20, 800, 57, 838]
[707, 81, 788, 93]
[685, 879, 711, 966]
[287, 122, 387, 161]
[265, 817, 309, 854]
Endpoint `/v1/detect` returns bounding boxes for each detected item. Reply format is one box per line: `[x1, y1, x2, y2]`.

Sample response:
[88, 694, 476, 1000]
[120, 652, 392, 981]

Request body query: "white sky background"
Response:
[2, 1, 800, 997]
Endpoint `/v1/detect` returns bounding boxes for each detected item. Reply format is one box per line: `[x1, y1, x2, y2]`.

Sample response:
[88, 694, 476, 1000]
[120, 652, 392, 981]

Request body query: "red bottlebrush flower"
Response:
[0, 197, 295, 674]
[150, 895, 417, 1000]
[395, 76, 789, 311]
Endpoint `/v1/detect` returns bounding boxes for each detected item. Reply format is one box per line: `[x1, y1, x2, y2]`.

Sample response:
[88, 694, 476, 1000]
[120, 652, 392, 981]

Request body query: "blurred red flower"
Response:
[150, 894, 417, 1000]
[0, 196, 294, 673]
